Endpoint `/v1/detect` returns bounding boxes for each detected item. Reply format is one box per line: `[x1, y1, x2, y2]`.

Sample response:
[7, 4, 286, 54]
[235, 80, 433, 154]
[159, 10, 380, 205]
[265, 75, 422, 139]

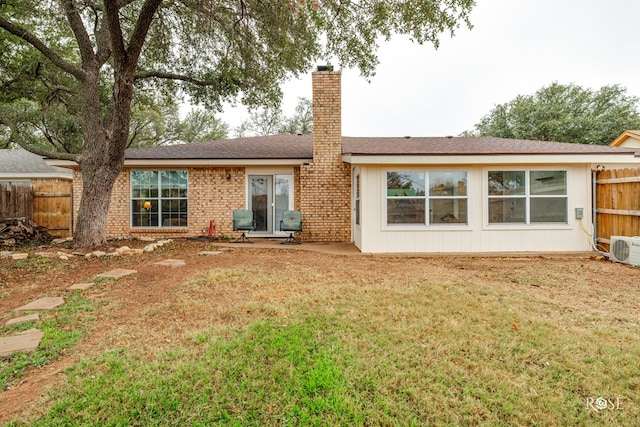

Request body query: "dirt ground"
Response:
[0, 238, 362, 423]
[0, 238, 637, 423]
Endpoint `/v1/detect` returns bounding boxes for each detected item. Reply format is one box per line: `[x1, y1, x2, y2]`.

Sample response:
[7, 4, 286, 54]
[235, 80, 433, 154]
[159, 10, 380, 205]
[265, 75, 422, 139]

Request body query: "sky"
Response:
[217, 0, 640, 138]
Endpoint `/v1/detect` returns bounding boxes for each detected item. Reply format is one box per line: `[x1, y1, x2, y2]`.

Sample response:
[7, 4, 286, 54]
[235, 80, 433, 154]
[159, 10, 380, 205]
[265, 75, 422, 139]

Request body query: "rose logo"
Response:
[595, 397, 608, 410]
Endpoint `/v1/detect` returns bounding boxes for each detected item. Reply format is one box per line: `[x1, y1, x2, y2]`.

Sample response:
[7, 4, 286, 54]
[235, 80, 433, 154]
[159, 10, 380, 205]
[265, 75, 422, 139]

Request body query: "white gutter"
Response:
[342, 154, 640, 165]
[0, 172, 72, 179]
[47, 159, 310, 167]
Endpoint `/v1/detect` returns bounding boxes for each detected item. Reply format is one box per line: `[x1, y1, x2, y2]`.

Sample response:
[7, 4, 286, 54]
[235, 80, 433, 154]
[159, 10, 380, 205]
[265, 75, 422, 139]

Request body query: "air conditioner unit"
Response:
[609, 236, 640, 266]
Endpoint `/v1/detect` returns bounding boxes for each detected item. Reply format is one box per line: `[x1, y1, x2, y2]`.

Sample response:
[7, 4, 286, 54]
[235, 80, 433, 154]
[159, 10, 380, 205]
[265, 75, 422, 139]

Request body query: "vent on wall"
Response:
[609, 236, 640, 266]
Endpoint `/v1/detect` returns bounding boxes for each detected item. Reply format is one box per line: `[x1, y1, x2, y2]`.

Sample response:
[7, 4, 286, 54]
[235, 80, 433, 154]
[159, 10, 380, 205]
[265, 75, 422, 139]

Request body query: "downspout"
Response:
[592, 168, 598, 251]
[592, 165, 606, 253]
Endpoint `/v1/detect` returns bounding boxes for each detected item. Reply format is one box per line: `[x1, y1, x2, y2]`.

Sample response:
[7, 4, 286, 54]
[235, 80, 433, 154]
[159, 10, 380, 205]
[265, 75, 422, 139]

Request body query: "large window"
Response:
[131, 171, 188, 228]
[488, 170, 567, 224]
[386, 171, 467, 225]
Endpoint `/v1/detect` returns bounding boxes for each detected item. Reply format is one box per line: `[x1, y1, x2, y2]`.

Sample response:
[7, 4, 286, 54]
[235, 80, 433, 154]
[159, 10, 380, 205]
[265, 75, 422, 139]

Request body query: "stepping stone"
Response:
[68, 282, 95, 290]
[16, 297, 65, 311]
[0, 329, 44, 357]
[198, 251, 222, 256]
[5, 313, 39, 326]
[96, 268, 137, 279]
[153, 259, 186, 267]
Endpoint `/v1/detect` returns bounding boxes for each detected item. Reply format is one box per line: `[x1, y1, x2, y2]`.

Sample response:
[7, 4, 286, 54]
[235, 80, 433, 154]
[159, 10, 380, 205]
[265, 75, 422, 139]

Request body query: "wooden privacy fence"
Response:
[1, 183, 33, 222]
[0, 179, 72, 238]
[595, 167, 640, 249]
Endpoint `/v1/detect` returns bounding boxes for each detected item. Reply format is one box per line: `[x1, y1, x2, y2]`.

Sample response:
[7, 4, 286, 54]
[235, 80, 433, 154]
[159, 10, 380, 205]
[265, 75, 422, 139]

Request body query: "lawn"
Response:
[1, 244, 639, 426]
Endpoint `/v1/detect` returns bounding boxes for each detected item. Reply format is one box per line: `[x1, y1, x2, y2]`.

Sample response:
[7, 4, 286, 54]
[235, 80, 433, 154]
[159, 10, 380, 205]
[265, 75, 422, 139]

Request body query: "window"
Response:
[131, 171, 188, 228]
[386, 171, 467, 225]
[429, 172, 468, 224]
[488, 170, 567, 224]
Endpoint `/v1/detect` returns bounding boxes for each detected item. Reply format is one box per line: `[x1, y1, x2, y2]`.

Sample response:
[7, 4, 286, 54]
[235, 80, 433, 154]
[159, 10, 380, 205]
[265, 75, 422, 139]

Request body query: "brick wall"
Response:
[299, 71, 352, 241]
[71, 71, 351, 243]
[73, 166, 247, 239]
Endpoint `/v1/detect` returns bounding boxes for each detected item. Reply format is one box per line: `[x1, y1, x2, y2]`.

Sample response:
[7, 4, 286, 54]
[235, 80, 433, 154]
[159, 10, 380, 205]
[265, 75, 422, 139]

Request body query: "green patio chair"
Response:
[232, 209, 255, 243]
[280, 210, 303, 244]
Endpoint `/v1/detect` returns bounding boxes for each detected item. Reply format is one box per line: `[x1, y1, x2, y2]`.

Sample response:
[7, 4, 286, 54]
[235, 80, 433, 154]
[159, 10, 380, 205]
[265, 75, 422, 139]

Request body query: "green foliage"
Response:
[465, 82, 640, 145]
[236, 97, 313, 137]
[128, 104, 229, 147]
[1, 0, 474, 153]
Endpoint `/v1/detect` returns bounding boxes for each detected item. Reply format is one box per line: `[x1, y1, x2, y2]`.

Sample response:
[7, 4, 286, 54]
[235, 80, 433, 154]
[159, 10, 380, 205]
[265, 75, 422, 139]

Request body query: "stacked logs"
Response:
[0, 218, 53, 247]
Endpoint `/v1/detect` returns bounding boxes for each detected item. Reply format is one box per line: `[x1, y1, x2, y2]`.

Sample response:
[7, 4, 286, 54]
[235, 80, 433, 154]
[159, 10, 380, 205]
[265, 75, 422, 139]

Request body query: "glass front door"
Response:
[249, 174, 292, 235]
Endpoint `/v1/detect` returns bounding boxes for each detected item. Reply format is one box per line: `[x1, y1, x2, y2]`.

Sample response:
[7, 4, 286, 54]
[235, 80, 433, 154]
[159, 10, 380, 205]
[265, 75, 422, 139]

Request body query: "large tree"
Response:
[128, 105, 229, 147]
[0, 0, 475, 248]
[464, 82, 640, 145]
[235, 97, 312, 137]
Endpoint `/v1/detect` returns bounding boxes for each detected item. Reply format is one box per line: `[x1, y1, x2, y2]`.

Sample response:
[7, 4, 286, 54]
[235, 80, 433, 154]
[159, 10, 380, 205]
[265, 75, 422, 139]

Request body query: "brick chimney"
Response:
[299, 68, 351, 241]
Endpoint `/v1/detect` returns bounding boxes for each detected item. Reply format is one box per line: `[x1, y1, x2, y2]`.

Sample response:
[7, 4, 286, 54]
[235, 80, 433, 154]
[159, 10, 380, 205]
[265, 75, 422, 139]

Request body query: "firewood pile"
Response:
[0, 218, 53, 247]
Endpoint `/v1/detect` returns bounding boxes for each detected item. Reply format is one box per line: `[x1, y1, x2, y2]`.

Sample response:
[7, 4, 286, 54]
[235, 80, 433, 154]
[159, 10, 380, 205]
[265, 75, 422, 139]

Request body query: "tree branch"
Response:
[134, 70, 238, 87]
[0, 16, 85, 80]
[17, 142, 79, 162]
[123, 0, 163, 72]
[60, 0, 97, 66]
[103, 0, 126, 61]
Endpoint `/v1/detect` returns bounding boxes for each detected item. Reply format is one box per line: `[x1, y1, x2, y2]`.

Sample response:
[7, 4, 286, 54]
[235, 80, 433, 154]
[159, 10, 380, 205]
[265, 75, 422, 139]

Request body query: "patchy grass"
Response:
[4, 254, 640, 426]
[0, 295, 95, 391]
[13, 257, 65, 273]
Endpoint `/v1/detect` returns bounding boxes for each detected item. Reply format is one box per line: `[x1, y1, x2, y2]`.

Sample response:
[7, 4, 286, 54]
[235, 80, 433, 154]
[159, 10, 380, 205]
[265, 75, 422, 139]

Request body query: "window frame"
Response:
[130, 170, 188, 229]
[384, 170, 469, 227]
[487, 169, 568, 226]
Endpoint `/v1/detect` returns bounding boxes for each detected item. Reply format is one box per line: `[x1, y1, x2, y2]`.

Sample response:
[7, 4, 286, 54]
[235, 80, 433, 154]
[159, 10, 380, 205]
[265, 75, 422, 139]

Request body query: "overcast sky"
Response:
[218, 0, 640, 138]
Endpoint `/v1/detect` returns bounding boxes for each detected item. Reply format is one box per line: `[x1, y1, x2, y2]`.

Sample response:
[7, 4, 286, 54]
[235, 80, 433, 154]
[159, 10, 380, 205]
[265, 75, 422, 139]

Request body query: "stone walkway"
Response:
[1, 243, 217, 359]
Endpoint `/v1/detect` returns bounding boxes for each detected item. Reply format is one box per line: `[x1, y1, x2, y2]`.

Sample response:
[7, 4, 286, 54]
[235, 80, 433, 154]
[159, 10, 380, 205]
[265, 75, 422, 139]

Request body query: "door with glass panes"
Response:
[248, 175, 292, 235]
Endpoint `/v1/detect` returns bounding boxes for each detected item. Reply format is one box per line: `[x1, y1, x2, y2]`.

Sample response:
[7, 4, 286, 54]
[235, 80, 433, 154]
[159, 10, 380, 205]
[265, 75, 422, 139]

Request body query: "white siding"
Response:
[618, 137, 640, 148]
[356, 164, 594, 254]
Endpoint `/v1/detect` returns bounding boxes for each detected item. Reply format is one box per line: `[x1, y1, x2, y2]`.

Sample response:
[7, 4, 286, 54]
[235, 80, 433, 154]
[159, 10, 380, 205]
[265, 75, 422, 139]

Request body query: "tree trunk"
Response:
[72, 68, 132, 249]
[73, 165, 119, 248]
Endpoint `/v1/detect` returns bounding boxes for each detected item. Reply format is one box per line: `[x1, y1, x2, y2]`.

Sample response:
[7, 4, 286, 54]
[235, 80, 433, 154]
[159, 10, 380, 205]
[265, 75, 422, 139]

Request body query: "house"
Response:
[609, 130, 640, 165]
[0, 148, 72, 184]
[610, 130, 640, 149]
[54, 69, 640, 253]
[0, 148, 73, 237]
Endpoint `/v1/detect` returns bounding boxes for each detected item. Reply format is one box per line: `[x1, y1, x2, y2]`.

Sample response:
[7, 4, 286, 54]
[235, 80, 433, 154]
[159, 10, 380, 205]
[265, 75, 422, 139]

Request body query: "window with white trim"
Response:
[131, 170, 188, 228]
[488, 170, 567, 224]
[386, 171, 467, 225]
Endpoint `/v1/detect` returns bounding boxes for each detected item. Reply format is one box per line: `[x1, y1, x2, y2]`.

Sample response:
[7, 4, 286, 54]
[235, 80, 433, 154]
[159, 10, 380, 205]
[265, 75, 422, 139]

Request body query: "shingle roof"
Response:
[125, 134, 313, 159]
[341, 136, 639, 156]
[0, 148, 72, 176]
[124, 134, 638, 160]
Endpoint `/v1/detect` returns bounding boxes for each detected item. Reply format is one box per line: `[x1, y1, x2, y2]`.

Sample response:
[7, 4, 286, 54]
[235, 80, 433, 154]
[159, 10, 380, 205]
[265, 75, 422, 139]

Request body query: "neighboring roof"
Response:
[610, 130, 640, 147]
[122, 134, 638, 162]
[0, 148, 72, 179]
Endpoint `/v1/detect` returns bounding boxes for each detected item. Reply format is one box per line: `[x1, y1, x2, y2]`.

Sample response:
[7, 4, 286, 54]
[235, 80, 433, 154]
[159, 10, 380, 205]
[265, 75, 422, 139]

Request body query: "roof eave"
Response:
[342, 153, 640, 165]
[610, 130, 640, 146]
[123, 158, 311, 167]
[0, 172, 72, 179]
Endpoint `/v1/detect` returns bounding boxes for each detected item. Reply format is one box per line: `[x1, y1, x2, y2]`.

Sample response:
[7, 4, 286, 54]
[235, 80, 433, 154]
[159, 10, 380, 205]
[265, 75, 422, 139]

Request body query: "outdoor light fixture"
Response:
[143, 201, 151, 210]
[225, 169, 231, 180]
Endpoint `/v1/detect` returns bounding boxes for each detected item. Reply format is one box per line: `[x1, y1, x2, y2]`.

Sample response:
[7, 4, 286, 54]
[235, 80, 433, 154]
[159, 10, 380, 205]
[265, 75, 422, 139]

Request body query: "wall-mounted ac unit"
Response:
[609, 236, 640, 266]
